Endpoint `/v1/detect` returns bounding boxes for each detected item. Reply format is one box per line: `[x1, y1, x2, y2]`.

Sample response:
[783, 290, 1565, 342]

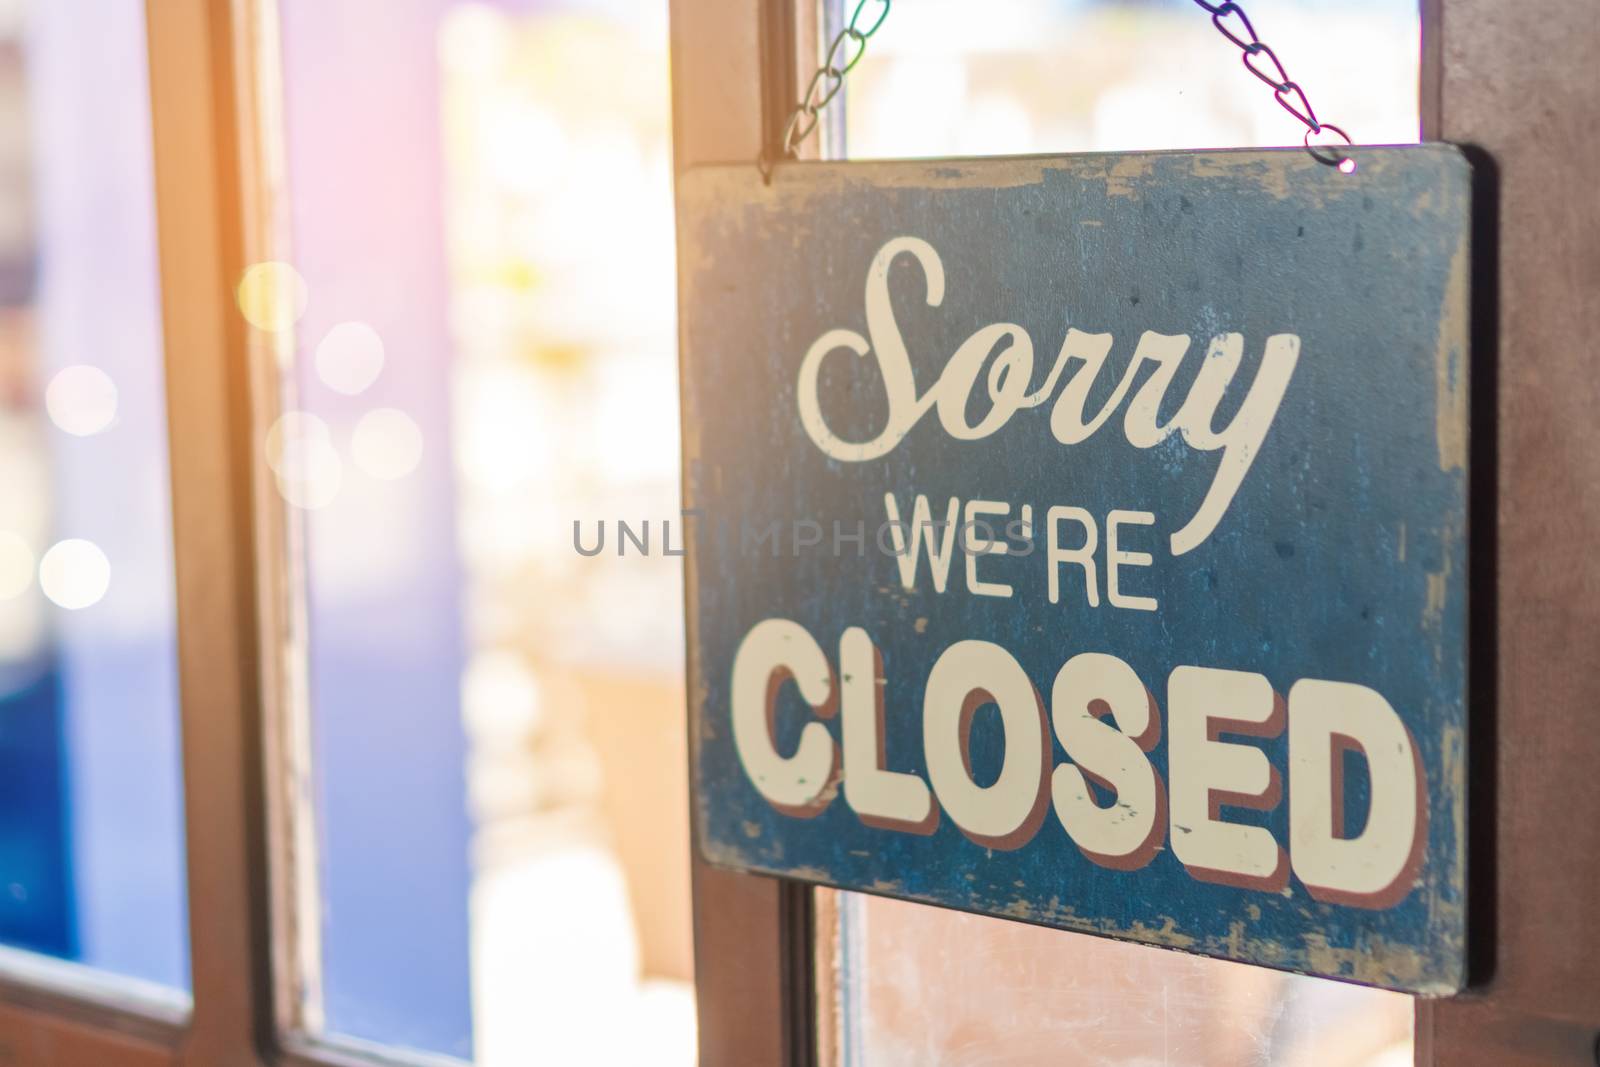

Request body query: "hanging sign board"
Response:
[678, 147, 1471, 993]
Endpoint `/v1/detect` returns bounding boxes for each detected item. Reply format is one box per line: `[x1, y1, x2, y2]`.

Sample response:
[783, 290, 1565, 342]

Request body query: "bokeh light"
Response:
[45, 365, 118, 436]
[351, 408, 424, 481]
[462, 648, 543, 742]
[38, 538, 111, 610]
[316, 321, 386, 395]
[266, 410, 343, 509]
[275, 456, 343, 511]
[0, 531, 34, 600]
[265, 410, 333, 475]
[237, 260, 309, 333]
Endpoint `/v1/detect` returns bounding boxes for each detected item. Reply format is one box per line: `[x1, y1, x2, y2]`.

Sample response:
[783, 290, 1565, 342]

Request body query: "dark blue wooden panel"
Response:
[679, 148, 1470, 993]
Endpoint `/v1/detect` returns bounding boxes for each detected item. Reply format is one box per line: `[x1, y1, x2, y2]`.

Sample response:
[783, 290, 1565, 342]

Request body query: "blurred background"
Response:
[0, 0, 1421, 1063]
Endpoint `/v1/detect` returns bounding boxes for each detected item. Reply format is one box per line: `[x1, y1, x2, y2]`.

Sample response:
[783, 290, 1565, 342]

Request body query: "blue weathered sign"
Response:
[679, 148, 1470, 993]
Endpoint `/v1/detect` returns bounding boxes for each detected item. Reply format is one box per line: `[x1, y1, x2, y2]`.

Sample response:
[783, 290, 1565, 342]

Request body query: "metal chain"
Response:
[1188, 0, 1356, 170]
[760, 0, 1356, 179]
[759, 0, 891, 182]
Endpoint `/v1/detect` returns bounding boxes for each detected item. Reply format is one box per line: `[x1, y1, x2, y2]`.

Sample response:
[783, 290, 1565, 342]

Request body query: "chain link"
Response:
[1188, 0, 1356, 171]
[759, 0, 891, 182]
[760, 0, 1356, 180]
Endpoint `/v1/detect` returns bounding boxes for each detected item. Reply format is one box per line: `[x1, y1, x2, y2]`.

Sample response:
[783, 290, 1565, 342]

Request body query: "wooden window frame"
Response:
[0, 0, 1591, 1065]
[0, 2, 448, 1065]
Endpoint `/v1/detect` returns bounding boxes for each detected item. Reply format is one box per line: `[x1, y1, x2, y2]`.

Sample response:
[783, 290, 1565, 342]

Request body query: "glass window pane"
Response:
[0, 0, 188, 992]
[819, 891, 1414, 1067]
[830, 0, 1420, 158]
[257, 0, 689, 1061]
[821, 4, 1420, 1065]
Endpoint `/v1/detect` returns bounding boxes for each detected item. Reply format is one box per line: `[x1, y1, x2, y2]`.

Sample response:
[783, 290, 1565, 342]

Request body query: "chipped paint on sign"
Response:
[678, 147, 1471, 994]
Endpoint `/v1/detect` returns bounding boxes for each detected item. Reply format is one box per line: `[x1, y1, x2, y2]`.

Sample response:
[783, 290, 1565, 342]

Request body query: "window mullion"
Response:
[144, 0, 272, 1063]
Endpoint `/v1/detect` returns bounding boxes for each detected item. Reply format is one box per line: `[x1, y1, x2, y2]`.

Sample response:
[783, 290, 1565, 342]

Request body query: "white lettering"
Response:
[1288, 679, 1423, 907]
[962, 498, 1013, 599]
[730, 619, 838, 815]
[798, 239, 1299, 554]
[1050, 653, 1165, 869]
[923, 640, 1049, 849]
[840, 627, 935, 832]
[1047, 505, 1098, 606]
[883, 492, 960, 593]
[724, 621, 1427, 910]
[1106, 509, 1158, 612]
[1168, 665, 1287, 890]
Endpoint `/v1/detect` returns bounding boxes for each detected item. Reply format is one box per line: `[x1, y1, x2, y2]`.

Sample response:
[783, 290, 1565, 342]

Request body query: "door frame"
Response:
[670, 2, 818, 1064]
[0, 1, 1590, 1065]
